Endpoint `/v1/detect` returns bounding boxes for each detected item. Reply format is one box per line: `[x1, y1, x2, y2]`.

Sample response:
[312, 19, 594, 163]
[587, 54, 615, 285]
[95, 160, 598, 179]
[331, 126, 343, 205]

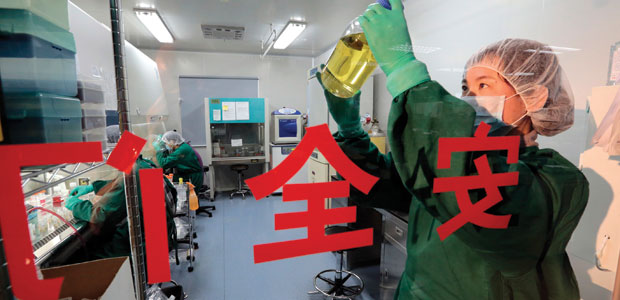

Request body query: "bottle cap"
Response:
[377, 0, 392, 10]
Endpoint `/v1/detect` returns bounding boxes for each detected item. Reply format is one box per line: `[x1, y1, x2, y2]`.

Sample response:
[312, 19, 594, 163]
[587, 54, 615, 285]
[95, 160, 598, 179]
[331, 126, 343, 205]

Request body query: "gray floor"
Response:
[170, 194, 380, 300]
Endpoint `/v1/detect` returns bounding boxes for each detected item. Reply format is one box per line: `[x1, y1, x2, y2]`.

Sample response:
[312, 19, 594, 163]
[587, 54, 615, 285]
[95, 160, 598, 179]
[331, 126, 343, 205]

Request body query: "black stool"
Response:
[230, 164, 250, 199]
[310, 226, 364, 299]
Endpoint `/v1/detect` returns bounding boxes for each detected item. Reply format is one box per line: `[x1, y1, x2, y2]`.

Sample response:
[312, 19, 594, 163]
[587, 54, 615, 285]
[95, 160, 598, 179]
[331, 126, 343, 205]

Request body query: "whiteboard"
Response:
[179, 77, 258, 146]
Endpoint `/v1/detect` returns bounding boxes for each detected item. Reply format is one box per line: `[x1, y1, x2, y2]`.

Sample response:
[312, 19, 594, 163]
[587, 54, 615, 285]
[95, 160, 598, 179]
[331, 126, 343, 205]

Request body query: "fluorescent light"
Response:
[548, 46, 581, 52]
[525, 49, 562, 55]
[273, 21, 306, 50]
[135, 9, 174, 43]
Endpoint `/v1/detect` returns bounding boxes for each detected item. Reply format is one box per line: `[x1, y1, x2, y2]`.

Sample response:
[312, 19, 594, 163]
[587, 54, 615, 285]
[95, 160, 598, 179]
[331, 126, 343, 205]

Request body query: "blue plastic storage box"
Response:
[1, 0, 71, 30]
[0, 33, 77, 96]
[0, 9, 75, 52]
[4, 93, 83, 144]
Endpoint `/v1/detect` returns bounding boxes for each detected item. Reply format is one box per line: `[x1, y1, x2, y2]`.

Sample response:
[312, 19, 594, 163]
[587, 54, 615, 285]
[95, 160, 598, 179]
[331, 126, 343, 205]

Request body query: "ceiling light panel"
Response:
[135, 9, 174, 43]
[273, 21, 307, 50]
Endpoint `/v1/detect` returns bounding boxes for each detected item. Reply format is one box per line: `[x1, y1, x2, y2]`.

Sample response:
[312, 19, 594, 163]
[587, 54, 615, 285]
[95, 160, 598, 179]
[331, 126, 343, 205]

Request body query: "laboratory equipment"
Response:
[77, 81, 105, 104]
[0, 9, 77, 96]
[81, 105, 106, 130]
[307, 65, 374, 134]
[368, 118, 387, 154]
[270, 107, 303, 144]
[322, 29, 377, 99]
[205, 98, 269, 199]
[4, 93, 83, 144]
[1, 0, 71, 30]
[82, 127, 107, 149]
[320, 0, 391, 99]
[270, 144, 308, 193]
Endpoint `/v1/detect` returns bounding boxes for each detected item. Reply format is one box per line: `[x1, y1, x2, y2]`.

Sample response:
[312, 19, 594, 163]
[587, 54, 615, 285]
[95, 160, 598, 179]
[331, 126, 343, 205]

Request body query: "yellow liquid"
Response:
[370, 136, 386, 154]
[323, 33, 378, 98]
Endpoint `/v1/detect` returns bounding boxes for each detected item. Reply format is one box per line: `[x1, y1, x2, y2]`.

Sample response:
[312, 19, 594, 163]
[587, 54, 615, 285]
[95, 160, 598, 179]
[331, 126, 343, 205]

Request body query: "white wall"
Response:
[142, 50, 313, 132]
[365, 0, 620, 298]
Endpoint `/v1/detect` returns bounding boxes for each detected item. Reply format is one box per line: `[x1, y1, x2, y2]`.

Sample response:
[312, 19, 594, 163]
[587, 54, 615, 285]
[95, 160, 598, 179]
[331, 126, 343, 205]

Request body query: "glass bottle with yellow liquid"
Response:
[321, 0, 392, 98]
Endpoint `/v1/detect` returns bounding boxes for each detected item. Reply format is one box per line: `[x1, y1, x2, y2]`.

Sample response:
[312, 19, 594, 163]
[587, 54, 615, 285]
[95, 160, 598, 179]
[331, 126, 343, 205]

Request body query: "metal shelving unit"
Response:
[20, 147, 114, 266]
[0, 233, 13, 300]
[21, 148, 113, 198]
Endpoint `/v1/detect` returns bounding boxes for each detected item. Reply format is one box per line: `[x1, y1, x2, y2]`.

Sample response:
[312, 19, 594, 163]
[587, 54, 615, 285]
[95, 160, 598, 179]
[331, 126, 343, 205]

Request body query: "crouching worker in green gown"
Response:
[154, 131, 203, 190]
[317, 0, 589, 299]
[65, 157, 176, 260]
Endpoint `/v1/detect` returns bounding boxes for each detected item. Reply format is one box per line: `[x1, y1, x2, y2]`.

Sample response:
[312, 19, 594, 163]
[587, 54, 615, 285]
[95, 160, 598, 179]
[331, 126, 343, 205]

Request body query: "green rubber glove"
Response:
[153, 140, 163, 151]
[70, 185, 94, 197]
[359, 0, 430, 98]
[359, 0, 414, 77]
[65, 196, 83, 211]
[316, 66, 365, 138]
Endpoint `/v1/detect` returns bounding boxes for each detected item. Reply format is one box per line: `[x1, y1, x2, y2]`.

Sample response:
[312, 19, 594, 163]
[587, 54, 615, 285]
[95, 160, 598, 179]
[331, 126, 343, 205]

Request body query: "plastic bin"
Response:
[0, 9, 75, 52]
[4, 93, 82, 144]
[82, 107, 106, 130]
[0, 33, 77, 96]
[83, 127, 108, 149]
[77, 81, 104, 104]
[1, 0, 70, 30]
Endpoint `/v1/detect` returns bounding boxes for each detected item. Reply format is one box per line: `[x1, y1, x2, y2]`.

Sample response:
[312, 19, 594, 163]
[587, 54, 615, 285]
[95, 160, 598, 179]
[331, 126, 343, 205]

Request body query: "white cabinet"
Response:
[568, 85, 620, 298]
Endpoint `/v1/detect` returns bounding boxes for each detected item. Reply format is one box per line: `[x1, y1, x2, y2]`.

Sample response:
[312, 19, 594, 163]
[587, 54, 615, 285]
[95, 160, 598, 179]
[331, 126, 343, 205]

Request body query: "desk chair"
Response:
[309, 226, 364, 300]
[230, 164, 250, 199]
[188, 147, 215, 217]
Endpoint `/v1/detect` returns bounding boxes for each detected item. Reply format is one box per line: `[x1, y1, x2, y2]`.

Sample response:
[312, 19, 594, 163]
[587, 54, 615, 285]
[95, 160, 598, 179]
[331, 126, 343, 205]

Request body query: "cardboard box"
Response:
[41, 257, 136, 300]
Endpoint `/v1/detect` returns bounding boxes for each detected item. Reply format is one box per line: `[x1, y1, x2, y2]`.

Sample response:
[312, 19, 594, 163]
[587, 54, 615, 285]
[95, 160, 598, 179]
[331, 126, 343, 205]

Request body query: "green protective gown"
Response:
[334, 63, 589, 299]
[156, 142, 203, 189]
[72, 158, 176, 259]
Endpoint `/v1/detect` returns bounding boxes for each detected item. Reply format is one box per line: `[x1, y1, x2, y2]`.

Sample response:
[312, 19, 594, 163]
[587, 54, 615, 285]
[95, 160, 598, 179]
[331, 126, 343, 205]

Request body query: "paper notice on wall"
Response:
[222, 102, 236, 120]
[236, 102, 250, 120]
[213, 109, 221, 121]
[231, 139, 243, 147]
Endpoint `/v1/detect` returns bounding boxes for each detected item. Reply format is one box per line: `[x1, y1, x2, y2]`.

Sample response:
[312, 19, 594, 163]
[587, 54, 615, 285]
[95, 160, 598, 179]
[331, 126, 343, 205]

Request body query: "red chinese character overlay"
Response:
[0, 132, 172, 299]
[246, 124, 378, 263]
[0, 142, 103, 300]
[433, 122, 520, 241]
[140, 168, 171, 284]
[107, 131, 147, 174]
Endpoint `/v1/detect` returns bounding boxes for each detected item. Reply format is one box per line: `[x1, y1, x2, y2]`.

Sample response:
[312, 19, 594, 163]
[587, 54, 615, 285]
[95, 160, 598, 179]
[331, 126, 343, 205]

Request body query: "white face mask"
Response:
[461, 94, 524, 135]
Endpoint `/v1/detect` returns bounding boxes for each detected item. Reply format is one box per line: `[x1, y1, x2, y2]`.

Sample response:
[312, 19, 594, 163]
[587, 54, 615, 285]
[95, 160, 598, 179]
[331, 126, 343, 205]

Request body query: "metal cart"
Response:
[172, 182, 198, 272]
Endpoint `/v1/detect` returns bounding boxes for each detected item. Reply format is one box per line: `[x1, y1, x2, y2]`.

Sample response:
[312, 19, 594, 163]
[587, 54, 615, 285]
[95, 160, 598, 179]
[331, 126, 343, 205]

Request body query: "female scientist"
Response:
[318, 0, 589, 299]
[155, 131, 203, 189]
[66, 158, 176, 259]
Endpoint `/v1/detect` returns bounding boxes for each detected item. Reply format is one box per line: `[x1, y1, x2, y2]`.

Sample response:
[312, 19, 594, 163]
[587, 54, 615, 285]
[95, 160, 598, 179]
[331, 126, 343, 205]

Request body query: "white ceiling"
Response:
[70, 0, 373, 57]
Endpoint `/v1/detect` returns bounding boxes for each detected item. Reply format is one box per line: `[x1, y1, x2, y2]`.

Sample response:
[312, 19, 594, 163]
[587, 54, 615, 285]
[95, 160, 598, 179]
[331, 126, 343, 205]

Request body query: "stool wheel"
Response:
[313, 269, 364, 299]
